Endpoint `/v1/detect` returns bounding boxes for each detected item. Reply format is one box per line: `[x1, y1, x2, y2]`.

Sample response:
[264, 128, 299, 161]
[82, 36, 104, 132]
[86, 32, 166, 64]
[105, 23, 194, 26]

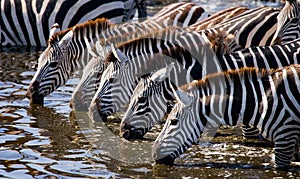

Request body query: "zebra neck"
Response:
[66, 21, 113, 71]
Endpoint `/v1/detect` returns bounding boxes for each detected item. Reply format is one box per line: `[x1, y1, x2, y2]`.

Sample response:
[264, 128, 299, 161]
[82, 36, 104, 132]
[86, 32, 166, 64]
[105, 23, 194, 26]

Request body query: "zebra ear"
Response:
[150, 62, 175, 83]
[49, 23, 60, 38]
[111, 43, 128, 66]
[58, 28, 74, 50]
[175, 89, 193, 107]
[170, 84, 193, 107]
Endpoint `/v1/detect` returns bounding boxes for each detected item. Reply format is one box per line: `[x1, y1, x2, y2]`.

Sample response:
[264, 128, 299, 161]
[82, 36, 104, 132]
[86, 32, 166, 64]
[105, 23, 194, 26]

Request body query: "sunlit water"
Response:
[1, 0, 300, 178]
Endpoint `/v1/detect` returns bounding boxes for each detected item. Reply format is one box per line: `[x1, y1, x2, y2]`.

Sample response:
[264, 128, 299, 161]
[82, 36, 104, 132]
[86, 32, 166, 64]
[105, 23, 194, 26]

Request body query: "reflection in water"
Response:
[1, 1, 300, 178]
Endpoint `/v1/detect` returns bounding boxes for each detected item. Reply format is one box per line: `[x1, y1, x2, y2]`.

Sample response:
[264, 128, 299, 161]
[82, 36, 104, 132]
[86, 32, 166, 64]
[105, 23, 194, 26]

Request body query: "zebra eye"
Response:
[138, 96, 147, 102]
[49, 61, 58, 68]
[170, 118, 178, 125]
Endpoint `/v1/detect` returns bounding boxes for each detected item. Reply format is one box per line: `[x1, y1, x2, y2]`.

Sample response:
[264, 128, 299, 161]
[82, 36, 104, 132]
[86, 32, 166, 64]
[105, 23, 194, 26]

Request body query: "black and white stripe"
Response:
[120, 35, 300, 139]
[68, 2, 209, 110]
[0, 0, 144, 46]
[89, 6, 280, 122]
[152, 64, 300, 168]
[271, 0, 300, 45]
[26, 2, 209, 105]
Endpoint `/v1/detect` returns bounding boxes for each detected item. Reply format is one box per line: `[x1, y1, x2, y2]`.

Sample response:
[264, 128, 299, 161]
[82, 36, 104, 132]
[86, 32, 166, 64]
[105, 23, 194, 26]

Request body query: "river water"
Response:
[1, 0, 300, 178]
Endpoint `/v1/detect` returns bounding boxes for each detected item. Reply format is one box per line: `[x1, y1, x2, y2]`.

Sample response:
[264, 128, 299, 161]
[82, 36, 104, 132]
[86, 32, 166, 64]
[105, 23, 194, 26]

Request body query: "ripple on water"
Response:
[0, 149, 22, 160]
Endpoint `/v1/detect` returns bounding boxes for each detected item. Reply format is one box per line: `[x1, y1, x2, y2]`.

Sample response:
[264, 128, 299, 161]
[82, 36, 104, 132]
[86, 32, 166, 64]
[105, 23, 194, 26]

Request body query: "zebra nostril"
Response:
[121, 129, 131, 139]
[120, 122, 144, 140]
[30, 81, 40, 92]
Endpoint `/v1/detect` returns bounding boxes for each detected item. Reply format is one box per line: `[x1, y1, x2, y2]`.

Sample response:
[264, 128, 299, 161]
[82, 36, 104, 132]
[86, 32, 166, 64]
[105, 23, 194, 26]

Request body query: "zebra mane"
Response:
[180, 67, 273, 92]
[47, 18, 113, 45]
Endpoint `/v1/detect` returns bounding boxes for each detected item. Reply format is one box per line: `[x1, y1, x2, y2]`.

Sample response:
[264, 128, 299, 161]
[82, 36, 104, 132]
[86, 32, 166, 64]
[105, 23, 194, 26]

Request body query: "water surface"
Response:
[1, 1, 300, 178]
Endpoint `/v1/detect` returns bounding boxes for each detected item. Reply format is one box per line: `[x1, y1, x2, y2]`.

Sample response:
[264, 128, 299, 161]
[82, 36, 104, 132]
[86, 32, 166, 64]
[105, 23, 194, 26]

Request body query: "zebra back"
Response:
[189, 6, 249, 30]
[0, 0, 141, 46]
[152, 2, 208, 27]
[152, 64, 300, 167]
[201, 6, 280, 48]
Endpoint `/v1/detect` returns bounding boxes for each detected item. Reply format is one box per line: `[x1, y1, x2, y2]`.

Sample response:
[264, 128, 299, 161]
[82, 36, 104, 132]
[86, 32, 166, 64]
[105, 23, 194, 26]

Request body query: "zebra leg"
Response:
[293, 137, 300, 162]
[274, 134, 298, 168]
[242, 125, 261, 139]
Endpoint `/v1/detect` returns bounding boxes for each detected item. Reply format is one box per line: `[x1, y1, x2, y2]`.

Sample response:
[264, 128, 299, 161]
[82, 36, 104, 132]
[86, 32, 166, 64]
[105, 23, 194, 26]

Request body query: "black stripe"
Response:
[25, 0, 40, 46]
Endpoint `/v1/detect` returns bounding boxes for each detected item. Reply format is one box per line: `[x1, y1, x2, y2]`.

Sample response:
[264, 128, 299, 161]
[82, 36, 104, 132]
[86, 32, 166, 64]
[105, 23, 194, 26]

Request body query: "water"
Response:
[1, 1, 300, 178]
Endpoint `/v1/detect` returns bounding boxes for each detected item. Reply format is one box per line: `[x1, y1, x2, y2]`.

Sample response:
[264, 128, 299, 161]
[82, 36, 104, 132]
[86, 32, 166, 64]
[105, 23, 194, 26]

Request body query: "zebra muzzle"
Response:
[120, 122, 144, 140]
[26, 81, 44, 104]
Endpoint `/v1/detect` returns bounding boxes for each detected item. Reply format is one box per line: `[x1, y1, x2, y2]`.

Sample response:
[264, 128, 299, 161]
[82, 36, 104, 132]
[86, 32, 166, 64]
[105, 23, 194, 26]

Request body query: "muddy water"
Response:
[1, 1, 300, 178]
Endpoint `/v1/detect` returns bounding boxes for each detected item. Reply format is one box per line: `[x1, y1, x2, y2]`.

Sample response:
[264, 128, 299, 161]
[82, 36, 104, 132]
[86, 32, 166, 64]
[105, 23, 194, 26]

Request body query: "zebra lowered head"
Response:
[120, 63, 176, 139]
[152, 65, 300, 168]
[88, 44, 129, 122]
[70, 42, 110, 110]
[26, 25, 74, 104]
[26, 18, 113, 104]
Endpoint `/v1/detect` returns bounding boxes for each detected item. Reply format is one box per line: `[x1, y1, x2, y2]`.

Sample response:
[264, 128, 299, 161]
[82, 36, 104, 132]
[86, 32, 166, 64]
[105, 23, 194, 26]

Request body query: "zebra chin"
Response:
[26, 81, 45, 104]
[154, 154, 176, 166]
[120, 122, 146, 140]
[26, 92, 45, 104]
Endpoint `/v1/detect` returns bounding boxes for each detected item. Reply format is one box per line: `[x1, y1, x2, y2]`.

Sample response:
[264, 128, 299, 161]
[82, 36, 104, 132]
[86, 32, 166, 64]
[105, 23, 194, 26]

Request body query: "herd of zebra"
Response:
[5, 0, 300, 169]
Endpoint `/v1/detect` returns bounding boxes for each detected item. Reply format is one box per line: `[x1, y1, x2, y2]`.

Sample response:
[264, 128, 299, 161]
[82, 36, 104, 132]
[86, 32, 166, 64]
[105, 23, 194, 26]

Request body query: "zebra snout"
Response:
[120, 122, 144, 140]
[26, 81, 44, 104]
[152, 141, 175, 166]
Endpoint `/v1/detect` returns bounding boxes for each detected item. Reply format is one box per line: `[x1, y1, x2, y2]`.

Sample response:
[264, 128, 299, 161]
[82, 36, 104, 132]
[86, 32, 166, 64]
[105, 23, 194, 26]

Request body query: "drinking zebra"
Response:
[152, 64, 300, 168]
[88, 6, 280, 122]
[119, 1, 300, 139]
[70, 6, 249, 111]
[120, 17, 300, 139]
[1, 0, 146, 47]
[26, 2, 208, 104]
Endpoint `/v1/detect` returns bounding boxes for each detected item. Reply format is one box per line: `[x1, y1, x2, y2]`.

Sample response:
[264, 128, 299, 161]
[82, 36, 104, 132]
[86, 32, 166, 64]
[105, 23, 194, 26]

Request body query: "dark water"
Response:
[1, 1, 300, 178]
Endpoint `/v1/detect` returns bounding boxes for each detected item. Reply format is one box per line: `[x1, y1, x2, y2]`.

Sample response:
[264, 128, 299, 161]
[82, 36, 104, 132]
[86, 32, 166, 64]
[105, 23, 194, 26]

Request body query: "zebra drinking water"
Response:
[89, 6, 280, 122]
[120, 2, 300, 139]
[70, 6, 249, 111]
[152, 64, 300, 168]
[25, 2, 208, 104]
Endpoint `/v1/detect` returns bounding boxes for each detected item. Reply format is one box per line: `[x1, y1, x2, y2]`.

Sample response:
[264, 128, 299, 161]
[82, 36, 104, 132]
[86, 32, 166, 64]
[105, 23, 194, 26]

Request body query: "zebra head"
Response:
[152, 88, 201, 165]
[26, 26, 75, 104]
[70, 42, 109, 111]
[88, 44, 129, 122]
[120, 63, 176, 140]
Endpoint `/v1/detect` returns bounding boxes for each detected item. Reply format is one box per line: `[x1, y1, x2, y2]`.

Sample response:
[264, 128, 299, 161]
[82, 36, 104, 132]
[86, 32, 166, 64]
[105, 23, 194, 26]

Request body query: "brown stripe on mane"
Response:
[47, 18, 113, 45]
[180, 67, 272, 92]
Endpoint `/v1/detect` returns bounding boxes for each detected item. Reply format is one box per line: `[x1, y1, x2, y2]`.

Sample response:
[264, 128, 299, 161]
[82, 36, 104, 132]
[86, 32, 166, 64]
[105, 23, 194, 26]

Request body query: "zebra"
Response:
[88, 6, 280, 122]
[152, 64, 300, 168]
[120, 17, 300, 139]
[26, 3, 209, 105]
[271, 0, 300, 45]
[70, 6, 249, 111]
[1, 0, 146, 47]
